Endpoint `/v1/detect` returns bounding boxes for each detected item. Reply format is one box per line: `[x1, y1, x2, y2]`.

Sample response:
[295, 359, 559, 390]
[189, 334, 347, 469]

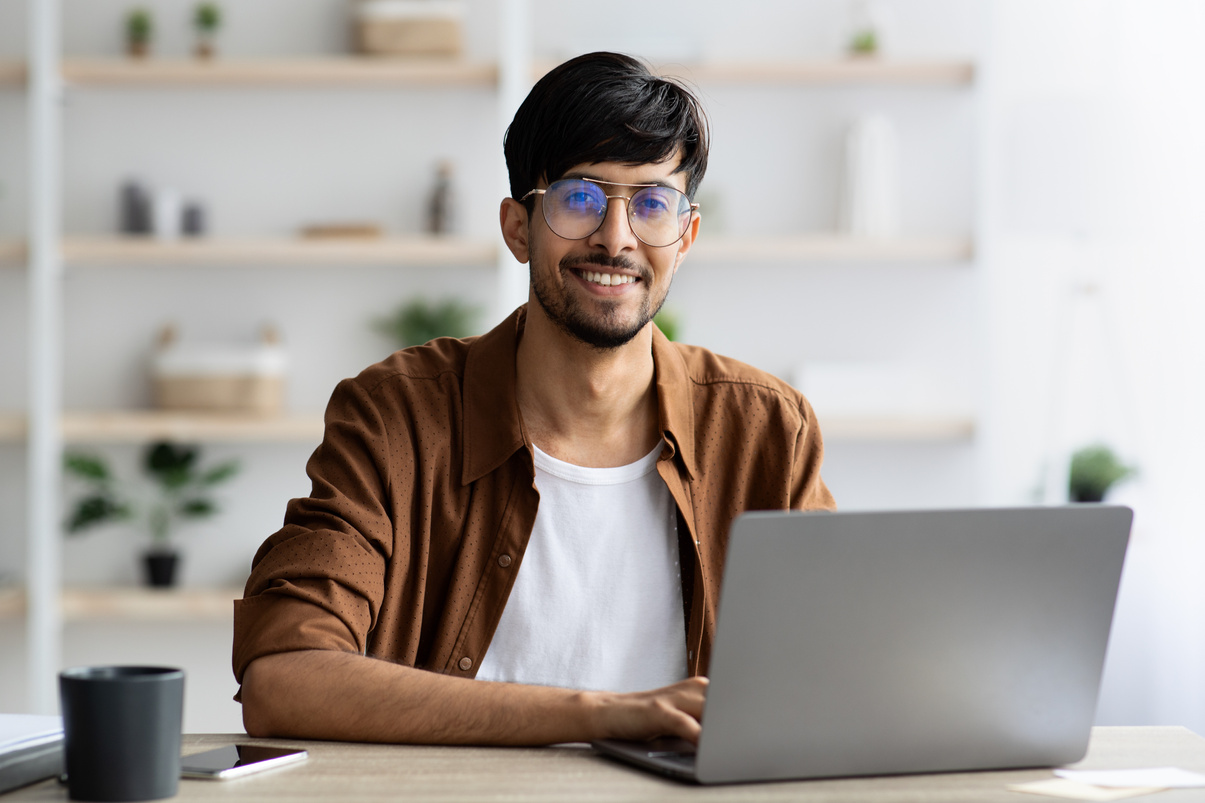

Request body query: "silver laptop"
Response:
[593, 505, 1132, 784]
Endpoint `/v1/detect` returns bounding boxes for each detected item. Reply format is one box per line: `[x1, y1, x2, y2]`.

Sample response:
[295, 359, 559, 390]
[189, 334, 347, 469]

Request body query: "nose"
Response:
[586, 194, 640, 255]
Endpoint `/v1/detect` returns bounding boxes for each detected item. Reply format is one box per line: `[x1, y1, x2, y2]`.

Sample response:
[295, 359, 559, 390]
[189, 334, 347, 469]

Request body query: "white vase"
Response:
[839, 114, 899, 238]
[153, 187, 182, 241]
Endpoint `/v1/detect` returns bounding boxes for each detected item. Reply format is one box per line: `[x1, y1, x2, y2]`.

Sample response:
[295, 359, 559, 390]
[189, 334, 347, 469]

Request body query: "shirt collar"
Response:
[462, 307, 528, 485]
[651, 323, 698, 480]
[461, 306, 698, 484]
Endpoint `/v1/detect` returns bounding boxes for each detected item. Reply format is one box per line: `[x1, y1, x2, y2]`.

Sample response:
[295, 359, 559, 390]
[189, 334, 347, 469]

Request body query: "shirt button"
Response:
[458, 657, 473, 671]
[498, 554, 512, 568]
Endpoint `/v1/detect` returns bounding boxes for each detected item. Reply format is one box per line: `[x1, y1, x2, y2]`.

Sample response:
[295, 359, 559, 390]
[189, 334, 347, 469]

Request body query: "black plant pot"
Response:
[143, 551, 180, 587]
[1070, 488, 1106, 503]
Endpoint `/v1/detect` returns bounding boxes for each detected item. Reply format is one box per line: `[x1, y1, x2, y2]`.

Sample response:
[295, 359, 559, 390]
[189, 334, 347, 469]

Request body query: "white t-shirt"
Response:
[475, 443, 688, 692]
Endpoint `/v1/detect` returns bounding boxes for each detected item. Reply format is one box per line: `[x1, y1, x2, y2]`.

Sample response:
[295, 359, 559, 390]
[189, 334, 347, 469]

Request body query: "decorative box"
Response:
[353, 0, 464, 57]
[151, 327, 288, 415]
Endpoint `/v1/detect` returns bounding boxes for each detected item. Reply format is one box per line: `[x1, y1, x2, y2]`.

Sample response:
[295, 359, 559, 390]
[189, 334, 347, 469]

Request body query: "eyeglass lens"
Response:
[541, 179, 693, 247]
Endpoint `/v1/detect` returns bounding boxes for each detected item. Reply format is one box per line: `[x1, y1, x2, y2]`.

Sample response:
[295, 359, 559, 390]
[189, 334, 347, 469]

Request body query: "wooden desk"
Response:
[8, 727, 1205, 801]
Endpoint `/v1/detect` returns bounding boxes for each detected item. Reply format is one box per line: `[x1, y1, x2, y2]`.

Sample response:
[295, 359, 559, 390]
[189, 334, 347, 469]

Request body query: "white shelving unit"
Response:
[12, 0, 981, 715]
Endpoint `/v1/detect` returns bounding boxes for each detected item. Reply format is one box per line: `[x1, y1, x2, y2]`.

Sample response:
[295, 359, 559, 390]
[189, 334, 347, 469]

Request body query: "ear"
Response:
[500, 198, 531, 264]
[670, 209, 701, 275]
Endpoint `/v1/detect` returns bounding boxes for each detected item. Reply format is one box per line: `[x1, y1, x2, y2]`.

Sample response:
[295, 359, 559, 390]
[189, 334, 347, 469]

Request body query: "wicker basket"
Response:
[152, 328, 288, 414]
[354, 1, 463, 57]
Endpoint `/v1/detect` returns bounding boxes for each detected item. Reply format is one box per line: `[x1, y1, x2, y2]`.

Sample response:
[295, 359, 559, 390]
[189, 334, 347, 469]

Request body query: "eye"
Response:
[551, 181, 605, 213]
[631, 188, 676, 218]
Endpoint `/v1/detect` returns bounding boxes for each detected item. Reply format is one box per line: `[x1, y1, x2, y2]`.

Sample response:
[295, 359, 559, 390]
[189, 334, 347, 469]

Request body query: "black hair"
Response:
[504, 52, 710, 204]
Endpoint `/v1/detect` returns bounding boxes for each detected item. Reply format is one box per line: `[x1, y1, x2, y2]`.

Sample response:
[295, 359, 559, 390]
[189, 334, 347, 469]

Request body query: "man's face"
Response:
[525, 156, 697, 350]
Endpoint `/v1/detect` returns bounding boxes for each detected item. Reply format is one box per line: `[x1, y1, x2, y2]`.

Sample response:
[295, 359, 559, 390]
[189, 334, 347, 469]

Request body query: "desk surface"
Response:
[8, 727, 1205, 802]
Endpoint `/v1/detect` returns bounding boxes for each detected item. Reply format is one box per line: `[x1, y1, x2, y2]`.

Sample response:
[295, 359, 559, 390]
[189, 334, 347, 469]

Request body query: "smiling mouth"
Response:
[573, 269, 640, 287]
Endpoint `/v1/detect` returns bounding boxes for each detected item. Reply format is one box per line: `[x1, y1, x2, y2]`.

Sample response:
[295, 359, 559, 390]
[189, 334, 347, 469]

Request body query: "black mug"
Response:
[59, 666, 185, 802]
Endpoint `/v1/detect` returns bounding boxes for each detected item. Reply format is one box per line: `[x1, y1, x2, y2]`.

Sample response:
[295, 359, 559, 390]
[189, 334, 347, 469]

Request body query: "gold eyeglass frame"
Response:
[520, 176, 700, 247]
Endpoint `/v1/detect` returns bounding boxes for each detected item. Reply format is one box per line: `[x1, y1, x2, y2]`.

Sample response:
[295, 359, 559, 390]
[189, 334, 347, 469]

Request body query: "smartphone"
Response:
[180, 744, 308, 780]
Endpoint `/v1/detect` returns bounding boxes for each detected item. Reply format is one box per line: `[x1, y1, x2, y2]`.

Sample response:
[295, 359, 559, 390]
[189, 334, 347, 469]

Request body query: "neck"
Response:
[516, 302, 660, 468]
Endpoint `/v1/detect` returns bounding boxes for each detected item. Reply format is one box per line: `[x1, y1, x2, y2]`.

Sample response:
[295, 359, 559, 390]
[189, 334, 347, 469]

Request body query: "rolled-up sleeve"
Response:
[233, 376, 400, 684]
[790, 395, 836, 512]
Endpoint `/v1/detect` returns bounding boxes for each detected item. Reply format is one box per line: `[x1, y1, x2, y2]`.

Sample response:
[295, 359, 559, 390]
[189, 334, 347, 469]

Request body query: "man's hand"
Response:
[242, 650, 709, 746]
[585, 677, 709, 743]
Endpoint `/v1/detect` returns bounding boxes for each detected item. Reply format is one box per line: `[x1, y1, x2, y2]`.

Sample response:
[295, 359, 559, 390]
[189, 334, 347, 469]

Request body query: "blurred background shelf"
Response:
[538, 58, 976, 86]
[681, 59, 974, 84]
[821, 415, 976, 441]
[0, 59, 22, 85]
[0, 587, 242, 622]
[692, 235, 973, 264]
[3, 236, 972, 266]
[61, 236, 498, 267]
[61, 57, 498, 87]
[0, 411, 325, 444]
[0, 239, 25, 266]
[2, 58, 977, 89]
[0, 411, 969, 444]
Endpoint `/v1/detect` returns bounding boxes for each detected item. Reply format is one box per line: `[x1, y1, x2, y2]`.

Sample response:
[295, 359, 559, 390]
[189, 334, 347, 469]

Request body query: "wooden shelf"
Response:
[0, 413, 23, 442]
[62, 236, 497, 267]
[5, 58, 975, 89]
[61, 58, 498, 87]
[533, 59, 975, 86]
[8, 236, 968, 266]
[0, 411, 325, 443]
[63, 411, 326, 443]
[0, 60, 23, 87]
[0, 411, 973, 443]
[0, 240, 26, 266]
[0, 586, 242, 622]
[822, 415, 975, 441]
[692, 235, 973, 264]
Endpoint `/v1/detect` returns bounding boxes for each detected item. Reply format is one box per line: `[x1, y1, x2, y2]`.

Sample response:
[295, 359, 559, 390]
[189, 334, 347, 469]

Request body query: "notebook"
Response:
[0, 714, 64, 795]
[593, 505, 1133, 784]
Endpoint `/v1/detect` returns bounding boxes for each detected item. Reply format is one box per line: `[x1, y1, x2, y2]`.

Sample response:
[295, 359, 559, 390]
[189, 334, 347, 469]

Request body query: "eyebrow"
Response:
[559, 171, 681, 192]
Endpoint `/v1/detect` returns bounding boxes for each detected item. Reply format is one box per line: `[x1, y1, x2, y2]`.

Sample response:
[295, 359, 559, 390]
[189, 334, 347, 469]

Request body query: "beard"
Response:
[530, 247, 671, 351]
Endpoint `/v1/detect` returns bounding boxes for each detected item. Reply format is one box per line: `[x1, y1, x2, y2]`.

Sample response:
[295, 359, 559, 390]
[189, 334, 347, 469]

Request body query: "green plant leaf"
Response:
[127, 8, 153, 40]
[66, 494, 131, 533]
[178, 498, 217, 518]
[63, 453, 110, 482]
[199, 460, 240, 486]
[145, 441, 198, 482]
[373, 298, 479, 348]
[1068, 444, 1136, 502]
[653, 309, 680, 342]
[194, 3, 221, 31]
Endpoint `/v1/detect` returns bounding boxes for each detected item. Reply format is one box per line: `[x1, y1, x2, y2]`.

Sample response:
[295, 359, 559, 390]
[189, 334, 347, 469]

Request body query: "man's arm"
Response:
[241, 650, 707, 745]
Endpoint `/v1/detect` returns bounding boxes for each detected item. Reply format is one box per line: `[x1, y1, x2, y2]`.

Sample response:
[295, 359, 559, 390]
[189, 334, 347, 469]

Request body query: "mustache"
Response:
[560, 252, 647, 279]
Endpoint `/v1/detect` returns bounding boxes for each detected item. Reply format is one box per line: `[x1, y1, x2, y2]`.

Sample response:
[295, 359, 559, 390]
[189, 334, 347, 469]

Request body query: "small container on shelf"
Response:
[352, 0, 464, 57]
[151, 325, 288, 415]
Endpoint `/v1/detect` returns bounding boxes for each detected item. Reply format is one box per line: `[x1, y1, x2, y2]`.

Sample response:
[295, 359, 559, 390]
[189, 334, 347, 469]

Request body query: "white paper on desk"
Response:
[0, 714, 63, 752]
[1007, 778, 1164, 800]
[1056, 767, 1205, 788]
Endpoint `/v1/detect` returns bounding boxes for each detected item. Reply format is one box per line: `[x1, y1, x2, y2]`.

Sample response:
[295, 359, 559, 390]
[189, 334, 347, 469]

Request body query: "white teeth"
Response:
[583, 271, 635, 286]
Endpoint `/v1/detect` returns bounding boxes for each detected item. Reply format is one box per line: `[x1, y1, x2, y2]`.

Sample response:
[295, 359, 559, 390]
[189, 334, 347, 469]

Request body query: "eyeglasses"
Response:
[521, 177, 699, 248]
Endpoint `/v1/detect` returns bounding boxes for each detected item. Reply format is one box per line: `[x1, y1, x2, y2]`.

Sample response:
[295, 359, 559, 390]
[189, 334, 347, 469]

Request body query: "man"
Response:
[234, 52, 834, 746]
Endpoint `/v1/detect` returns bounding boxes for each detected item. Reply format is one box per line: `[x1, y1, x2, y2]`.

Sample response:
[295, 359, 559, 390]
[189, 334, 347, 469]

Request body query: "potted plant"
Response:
[193, 2, 222, 59]
[64, 441, 239, 587]
[846, 0, 883, 57]
[125, 8, 153, 59]
[653, 308, 680, 341]
[1068, 444, 1136, 503]
[373, 298, 479, 349]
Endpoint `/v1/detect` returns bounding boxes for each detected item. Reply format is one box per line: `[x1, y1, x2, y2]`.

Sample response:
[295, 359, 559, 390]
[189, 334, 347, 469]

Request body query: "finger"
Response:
[661, 709, 703, 744]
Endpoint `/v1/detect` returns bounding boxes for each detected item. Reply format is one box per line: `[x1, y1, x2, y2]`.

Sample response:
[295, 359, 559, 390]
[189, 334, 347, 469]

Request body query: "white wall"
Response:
[2, 0, 1201, 736]
[981, 0, 1205, 732]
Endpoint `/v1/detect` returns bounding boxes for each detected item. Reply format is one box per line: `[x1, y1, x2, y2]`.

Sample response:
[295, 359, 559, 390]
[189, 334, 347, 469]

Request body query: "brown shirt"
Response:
[233, 306, 834, 691]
